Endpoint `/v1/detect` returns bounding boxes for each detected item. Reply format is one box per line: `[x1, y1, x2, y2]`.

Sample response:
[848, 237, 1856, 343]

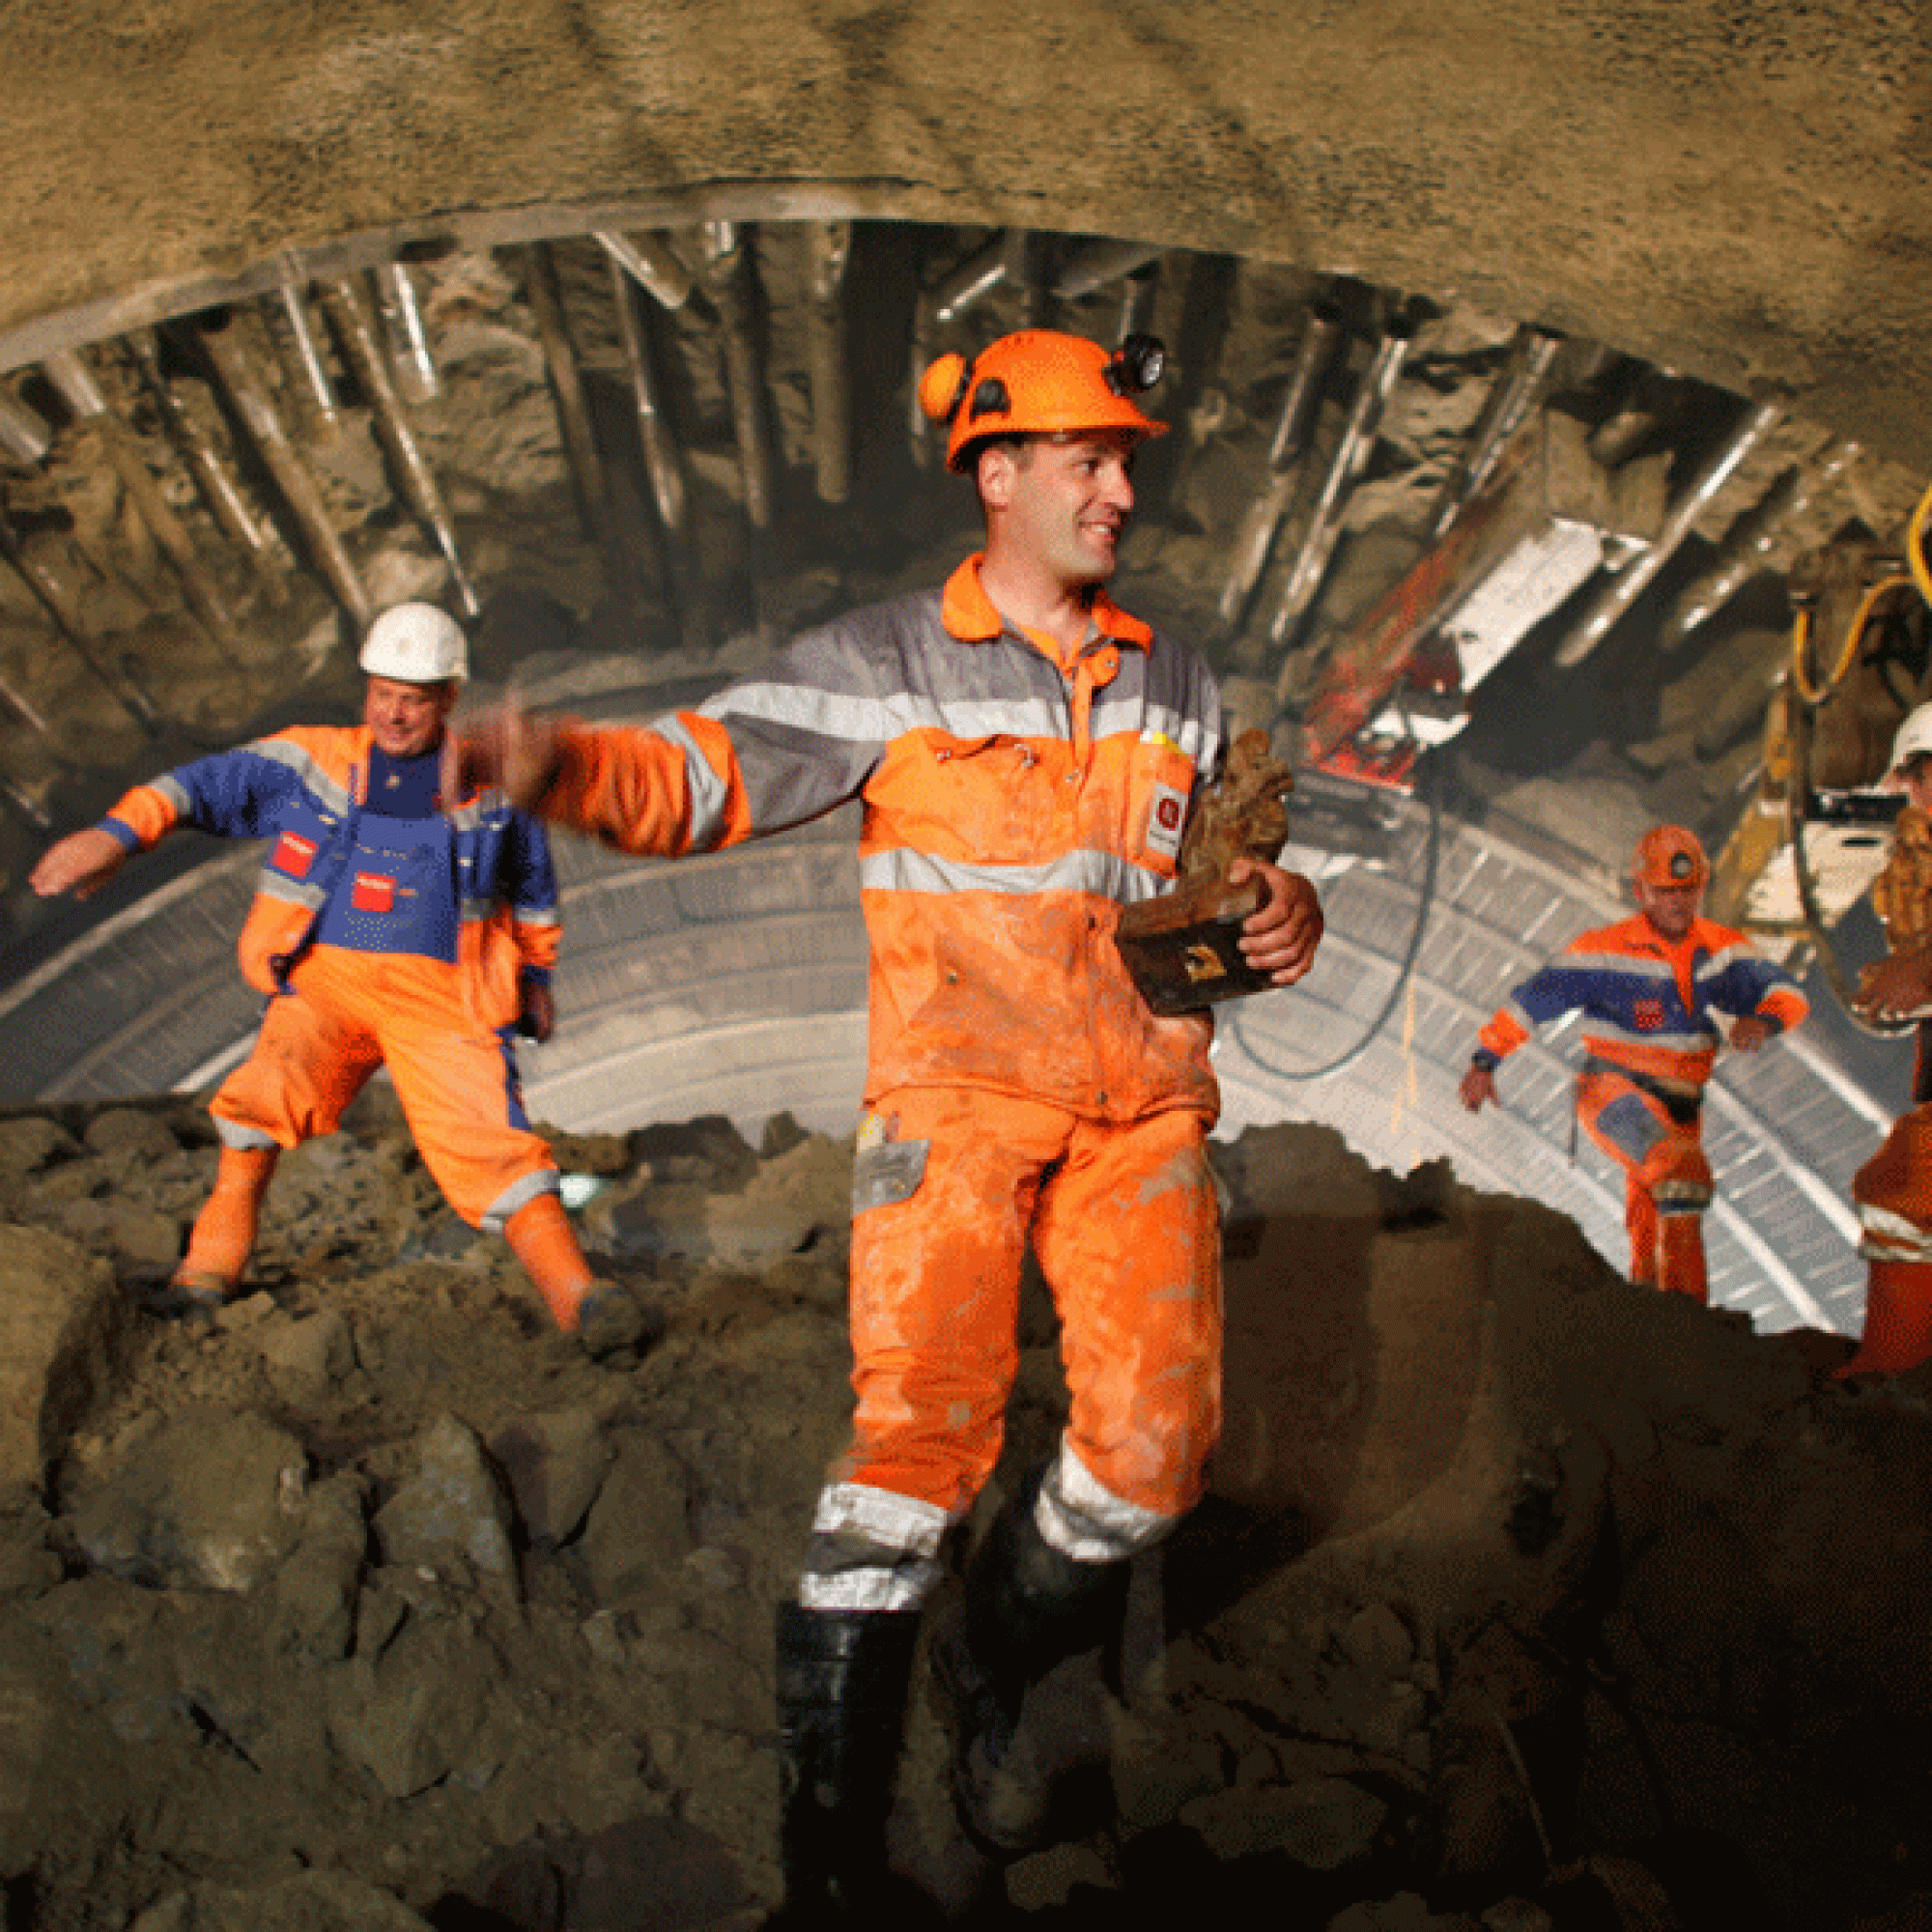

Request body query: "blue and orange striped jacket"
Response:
[1474, 912, 1808, 1089]
[100, 725, 560, 1030]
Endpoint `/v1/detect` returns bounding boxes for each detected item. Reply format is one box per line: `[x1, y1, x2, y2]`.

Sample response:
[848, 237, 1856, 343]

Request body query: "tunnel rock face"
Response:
[0, 2, 1929, 465]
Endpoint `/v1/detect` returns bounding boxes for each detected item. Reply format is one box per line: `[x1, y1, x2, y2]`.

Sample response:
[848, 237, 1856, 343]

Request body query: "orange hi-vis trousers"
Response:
[1842, 1105, 1932, 1375]
[208, 946, 558, 1230]
[1576, 1065, 1714, 1301]
[799, 1087, 1223, 1613]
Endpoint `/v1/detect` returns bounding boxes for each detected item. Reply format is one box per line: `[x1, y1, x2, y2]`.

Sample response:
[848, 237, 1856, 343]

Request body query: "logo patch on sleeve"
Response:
[1145, 782, 1188, 864]
[272, 831, 317, 878]
[1634, 997, 1665, 1031]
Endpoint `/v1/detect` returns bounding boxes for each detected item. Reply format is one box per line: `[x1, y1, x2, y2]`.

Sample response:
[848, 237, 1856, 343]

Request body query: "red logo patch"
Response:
[350, 872, 395, 914]
[1156, 796, 1183, 831]
[1634, 998, 1665, 1031]
[272, 831, 317, 878]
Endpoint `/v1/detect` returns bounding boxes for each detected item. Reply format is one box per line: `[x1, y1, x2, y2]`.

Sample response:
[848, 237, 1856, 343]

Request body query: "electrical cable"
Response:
[1790, 576, 1913, 706]
[1227, 730, 1444, 1084]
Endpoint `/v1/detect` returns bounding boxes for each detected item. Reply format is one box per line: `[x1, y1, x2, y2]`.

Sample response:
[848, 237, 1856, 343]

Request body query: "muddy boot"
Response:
[773, 1600, 925, 1922]
[937, 1473, 1127, 1860]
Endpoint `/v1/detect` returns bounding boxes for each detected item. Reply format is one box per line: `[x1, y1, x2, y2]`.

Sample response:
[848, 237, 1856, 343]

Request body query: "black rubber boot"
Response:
[773, 1600, 923, 1922]
[938, 1473, 1128, 1859]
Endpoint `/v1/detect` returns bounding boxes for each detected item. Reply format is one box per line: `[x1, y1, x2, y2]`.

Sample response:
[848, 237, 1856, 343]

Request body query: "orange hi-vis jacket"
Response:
[538, 555, 1225, 1122]
[101, 725, 560, 1031]
[1474, 912, 1809, 1091]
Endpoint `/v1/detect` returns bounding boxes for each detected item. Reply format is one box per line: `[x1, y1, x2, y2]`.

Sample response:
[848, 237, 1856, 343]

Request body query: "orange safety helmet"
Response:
[1633, 824, 1710, 893]
[918, 329, 1172, 473]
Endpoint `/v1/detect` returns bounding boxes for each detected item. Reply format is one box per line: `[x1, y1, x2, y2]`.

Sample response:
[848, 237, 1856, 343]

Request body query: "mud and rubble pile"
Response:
[0, 1097, 1925, 1930]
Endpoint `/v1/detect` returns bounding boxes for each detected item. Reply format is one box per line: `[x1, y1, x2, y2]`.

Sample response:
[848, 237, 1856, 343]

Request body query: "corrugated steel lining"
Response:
[0, 800, 1878, 1332]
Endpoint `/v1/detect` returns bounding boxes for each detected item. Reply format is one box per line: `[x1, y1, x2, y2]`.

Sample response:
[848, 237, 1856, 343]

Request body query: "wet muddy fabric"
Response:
[537, 555, 1224, 1122]
[797, 1088, 1221, 1611]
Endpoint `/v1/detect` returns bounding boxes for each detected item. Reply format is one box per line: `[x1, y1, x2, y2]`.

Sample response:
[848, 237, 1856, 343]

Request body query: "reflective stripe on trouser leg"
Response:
[1577, 1070, 1709, 1290]
[1033, 1104, 1221, 1532]
[1036, 1441, 1177, 1563]
[837, 1090, 1220, 1533]
[1639, 1135, 1713, 1303]
[838, 1088, 1074, 1519]
[798, 1482, 952, 1612]
[336, 951, 558, 1229]
[1854, 1105, 1932, 1263]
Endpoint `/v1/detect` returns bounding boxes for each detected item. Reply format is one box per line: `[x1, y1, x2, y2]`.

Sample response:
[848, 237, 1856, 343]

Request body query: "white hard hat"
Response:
[1890, 702, 1932, 776]
[359, 603, 468, 684]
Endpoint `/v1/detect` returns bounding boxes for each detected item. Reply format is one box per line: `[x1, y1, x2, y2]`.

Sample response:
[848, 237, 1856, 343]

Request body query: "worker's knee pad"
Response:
[1637, 1135, 1712, 1214]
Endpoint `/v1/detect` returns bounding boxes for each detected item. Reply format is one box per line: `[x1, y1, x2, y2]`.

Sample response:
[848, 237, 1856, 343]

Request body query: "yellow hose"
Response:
[1790, 574, 1915, 705]
[1912, 473, 1932, 611]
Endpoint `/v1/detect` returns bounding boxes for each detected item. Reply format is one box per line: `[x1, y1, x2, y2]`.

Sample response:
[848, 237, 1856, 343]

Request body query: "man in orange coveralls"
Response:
[1839, 702, 1932, 1376]
[448, 330, 1325, 1914]
[29, 602, 636, 1350]
[1460, 824, 1808, 1302]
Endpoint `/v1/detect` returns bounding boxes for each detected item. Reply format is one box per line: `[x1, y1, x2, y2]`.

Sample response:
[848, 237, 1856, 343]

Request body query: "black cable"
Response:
[1227, 733, 1444, 1083]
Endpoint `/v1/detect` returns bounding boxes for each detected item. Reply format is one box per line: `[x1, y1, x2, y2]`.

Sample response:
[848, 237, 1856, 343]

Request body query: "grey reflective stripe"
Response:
[257, 868, 327, 909]
[215, 1118, 278, 1151]
[459, 895, 560, 924]
[858, 844, 1168, 904]
[1565, 948, 1678, 980]
[1036, 1440, 1175, 1562]
[653, 712, 736, 850]
[1860, 1205, 1932, 1263]
[1694, 942, 1757, 978]
[809, 1480, 951, 1556]
[446, 788, 505, 832]
[1587, 1020, 1718, 1055]
[1655, 1181, 1714, 1211]
[481, 1167, 557, 1233]
[249, 737, 351, 815]
[708, 676, 1070, 749]
[153, 774, 190, 814]
[853, 1137, 927, 1214]
[798, 1560, 944, 1612]
[1121, 701, 1213, 762]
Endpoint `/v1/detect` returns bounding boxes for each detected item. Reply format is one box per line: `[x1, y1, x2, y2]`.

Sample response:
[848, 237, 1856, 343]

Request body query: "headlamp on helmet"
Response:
[918, 328, 1172, 471]
[1633, 824, 1710, 894]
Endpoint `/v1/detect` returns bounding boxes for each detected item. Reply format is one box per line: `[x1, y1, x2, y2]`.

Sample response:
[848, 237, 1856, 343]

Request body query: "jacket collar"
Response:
[940, 554, 1152, 650]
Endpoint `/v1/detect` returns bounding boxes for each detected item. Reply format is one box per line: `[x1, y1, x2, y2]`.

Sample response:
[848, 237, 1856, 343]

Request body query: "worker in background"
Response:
[29, 602, 638, 1353]
[1841, 702, 1932, 1376]
[447, 329, 1324, 1916]
[1460, 825, 1808, 1302]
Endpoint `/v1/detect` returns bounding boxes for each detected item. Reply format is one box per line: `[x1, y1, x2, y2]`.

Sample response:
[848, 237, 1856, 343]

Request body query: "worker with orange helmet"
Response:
[446, 327, 1324, 1913]
[1461, 824, 1807, 1300]
[1838, 702, 1932, 1375]
[29, 603, 638, 1352]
